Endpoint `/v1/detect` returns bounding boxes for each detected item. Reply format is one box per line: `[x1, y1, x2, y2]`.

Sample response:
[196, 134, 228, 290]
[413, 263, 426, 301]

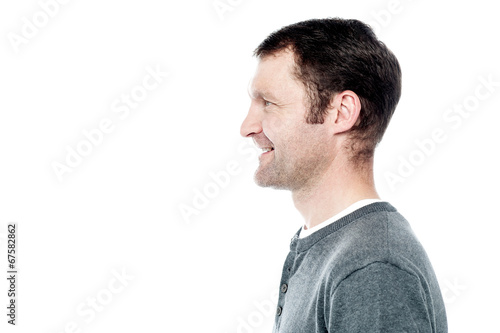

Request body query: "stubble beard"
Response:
[254, 145, 330, 192]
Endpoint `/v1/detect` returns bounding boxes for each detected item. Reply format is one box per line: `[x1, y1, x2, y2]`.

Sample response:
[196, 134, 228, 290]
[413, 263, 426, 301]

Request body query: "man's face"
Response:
[240, 50, 336, 191]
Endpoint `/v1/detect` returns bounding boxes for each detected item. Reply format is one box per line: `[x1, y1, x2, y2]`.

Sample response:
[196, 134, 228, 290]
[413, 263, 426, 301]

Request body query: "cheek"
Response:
[262, 114, 282, 132]
[263, 115, 321, 153]
[294, 126, 329, 153]
[262, 115, 286, 143]
[279, 130, 309, 157]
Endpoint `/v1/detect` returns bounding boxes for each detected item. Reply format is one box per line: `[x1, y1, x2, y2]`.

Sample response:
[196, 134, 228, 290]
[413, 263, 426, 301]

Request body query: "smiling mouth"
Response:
[261, 147, 274, 153]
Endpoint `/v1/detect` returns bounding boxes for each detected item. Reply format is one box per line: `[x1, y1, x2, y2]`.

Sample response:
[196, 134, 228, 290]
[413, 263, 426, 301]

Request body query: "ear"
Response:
[327, 90, 361, 134]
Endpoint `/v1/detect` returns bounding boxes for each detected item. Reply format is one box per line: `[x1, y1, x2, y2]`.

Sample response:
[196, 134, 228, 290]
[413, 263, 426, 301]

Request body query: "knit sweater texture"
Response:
[273, 202, 448, 332]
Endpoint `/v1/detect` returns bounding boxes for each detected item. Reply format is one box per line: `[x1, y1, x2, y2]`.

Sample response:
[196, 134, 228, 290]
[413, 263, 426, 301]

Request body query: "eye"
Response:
[264, 100, 273, 107]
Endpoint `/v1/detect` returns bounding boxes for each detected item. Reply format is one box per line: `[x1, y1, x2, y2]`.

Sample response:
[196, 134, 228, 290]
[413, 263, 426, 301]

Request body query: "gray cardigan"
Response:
[273, 202, 447, 332]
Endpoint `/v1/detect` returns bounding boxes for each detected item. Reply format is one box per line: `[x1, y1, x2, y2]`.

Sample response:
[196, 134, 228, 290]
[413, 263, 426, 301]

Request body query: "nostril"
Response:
[240, 116, 262, 138]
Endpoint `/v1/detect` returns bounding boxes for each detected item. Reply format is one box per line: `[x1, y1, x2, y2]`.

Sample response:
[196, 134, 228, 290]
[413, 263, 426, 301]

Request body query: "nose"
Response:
[240, 103, 263, 138]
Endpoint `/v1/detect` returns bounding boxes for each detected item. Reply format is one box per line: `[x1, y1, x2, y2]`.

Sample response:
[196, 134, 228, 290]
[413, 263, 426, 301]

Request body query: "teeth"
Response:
[262, 147, 273, 152]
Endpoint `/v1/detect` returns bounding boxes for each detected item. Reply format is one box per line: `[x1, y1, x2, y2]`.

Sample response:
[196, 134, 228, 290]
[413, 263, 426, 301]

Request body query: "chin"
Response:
[254, 174, 289, 190]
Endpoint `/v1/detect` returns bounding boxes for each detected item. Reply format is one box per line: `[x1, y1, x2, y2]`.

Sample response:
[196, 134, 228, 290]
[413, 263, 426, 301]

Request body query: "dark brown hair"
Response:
[254, 18, 402, 162]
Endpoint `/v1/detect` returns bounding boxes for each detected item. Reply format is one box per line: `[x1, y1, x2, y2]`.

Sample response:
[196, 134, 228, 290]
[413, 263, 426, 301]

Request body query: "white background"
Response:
[1, 0, 499, 332]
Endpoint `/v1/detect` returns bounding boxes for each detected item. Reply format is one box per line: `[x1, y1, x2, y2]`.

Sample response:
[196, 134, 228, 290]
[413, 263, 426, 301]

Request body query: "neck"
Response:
[291, 157, 379, 230]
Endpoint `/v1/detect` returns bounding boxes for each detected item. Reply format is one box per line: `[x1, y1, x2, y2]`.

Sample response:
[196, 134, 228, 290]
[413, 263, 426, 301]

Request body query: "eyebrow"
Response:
[247, 87, 279, 101]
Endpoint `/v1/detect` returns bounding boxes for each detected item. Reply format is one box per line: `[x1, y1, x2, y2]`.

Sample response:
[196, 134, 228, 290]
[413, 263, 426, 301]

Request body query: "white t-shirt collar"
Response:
[299, 199, 384, 239]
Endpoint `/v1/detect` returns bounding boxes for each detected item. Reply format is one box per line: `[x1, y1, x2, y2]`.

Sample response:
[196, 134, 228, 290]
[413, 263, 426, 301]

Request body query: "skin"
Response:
[240, 49, 380, 230]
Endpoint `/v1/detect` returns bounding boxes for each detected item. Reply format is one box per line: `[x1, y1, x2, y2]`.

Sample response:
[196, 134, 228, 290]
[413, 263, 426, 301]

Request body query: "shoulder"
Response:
[320, 207, 431, 289]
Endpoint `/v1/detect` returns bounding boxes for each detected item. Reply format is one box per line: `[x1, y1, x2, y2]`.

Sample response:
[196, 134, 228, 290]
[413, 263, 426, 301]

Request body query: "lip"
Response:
[259, 149, 274, 157]
[253, 138, 274, 154]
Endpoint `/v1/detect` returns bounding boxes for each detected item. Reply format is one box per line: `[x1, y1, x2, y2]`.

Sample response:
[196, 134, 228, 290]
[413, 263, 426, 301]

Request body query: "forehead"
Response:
[250, 50, 304, 100]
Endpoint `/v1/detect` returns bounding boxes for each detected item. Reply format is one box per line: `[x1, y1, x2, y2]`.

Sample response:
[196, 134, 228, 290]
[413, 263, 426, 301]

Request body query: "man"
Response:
[240, 18, 447, 332]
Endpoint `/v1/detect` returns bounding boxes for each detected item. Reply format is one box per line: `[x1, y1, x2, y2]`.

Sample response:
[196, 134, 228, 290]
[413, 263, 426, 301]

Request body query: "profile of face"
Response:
[240, 50, 337, 192]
